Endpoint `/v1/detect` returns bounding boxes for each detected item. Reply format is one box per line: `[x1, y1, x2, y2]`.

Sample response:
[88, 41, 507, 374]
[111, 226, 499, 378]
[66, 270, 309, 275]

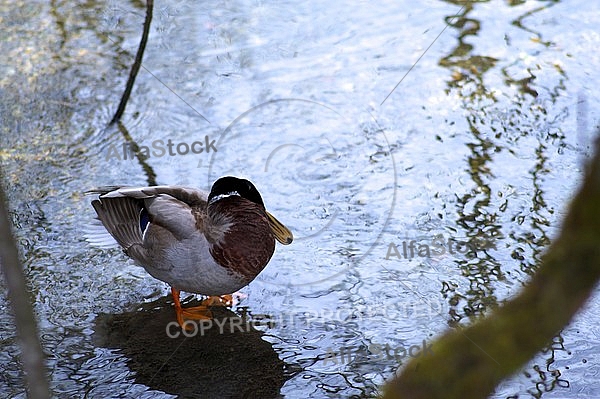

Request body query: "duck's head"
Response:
[208, 176, 265, 207]
[208, 176, 293, 245]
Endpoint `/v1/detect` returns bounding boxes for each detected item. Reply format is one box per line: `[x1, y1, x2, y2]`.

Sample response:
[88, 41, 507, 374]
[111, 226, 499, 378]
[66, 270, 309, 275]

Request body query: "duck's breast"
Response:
[146, 229, 248, 295]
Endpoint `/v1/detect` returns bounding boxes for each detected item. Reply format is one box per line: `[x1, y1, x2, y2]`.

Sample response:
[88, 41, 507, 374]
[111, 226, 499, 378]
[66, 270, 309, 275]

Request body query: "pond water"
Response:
[1, 0, 600, 397]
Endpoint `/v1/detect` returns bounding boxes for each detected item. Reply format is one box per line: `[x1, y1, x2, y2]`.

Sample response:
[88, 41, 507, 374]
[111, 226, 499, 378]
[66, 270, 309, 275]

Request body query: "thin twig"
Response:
[110, 0, 154, 124]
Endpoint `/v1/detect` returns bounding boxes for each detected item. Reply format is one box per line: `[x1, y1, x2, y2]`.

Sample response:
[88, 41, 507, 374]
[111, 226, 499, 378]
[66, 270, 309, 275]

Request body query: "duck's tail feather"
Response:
[90, 197, 145, 251]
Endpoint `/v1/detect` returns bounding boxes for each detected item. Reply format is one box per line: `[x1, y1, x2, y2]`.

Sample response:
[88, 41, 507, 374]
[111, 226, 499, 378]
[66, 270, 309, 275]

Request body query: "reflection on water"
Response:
[93, 298, 290, 398]
[2, 0, 600, 398]
[438, 0, 575, 397]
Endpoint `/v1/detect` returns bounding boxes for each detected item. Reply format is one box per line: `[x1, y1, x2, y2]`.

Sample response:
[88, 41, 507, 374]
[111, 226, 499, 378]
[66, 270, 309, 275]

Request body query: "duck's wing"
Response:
[86, 186, 208, 252]
[95, 186, 207, 207]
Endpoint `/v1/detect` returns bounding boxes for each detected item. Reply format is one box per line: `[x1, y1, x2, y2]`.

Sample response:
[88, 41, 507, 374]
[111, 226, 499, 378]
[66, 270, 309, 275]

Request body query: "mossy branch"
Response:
[384, 135, 600, 398]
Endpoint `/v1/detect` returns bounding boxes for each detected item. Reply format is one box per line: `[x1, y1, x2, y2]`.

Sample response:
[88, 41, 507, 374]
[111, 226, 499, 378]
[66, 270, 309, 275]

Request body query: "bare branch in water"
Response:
[110, 0, 154, 124]
[0, 167, 50, 399]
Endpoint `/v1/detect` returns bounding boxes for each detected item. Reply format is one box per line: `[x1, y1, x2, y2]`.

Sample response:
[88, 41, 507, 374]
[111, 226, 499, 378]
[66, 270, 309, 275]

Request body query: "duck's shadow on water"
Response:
[93, 296, 290, 398]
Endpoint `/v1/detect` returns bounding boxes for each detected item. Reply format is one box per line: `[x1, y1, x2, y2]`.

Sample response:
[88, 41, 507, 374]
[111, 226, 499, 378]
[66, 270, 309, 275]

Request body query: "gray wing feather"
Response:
[94, 186, 208, 205]
[88, 185, 208, 250]
[91, 197, 144, 251]
[143, 194, 197, 240]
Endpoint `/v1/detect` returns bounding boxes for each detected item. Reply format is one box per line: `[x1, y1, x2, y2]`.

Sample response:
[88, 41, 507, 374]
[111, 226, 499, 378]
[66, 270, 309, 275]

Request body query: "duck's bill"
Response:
[266, 211, 293, 245]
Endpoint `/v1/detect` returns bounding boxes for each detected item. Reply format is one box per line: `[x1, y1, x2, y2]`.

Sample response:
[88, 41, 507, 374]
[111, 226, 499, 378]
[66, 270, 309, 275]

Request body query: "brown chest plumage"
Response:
[207, 197, 276, 281]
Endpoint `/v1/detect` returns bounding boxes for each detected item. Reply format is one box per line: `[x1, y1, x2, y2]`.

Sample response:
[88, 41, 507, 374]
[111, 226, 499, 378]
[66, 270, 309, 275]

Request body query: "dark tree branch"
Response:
[110, 0, 154, 124]
[0, 168, 50, 399]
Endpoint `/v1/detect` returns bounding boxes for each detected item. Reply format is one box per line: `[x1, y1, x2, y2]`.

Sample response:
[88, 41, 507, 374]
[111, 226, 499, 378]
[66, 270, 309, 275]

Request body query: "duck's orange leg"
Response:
[170, 287, 213, 329]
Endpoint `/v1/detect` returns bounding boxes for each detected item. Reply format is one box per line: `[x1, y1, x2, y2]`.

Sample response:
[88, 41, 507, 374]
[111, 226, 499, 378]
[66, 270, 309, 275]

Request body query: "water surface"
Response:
[1, 0, 600, 397]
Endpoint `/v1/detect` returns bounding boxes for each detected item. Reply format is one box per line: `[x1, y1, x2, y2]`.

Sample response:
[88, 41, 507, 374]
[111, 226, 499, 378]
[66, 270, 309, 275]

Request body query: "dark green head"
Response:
[208, 176, 265, 207]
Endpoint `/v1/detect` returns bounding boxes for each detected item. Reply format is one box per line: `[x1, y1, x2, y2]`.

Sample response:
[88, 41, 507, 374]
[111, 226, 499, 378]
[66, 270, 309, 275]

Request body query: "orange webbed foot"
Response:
[171, 287, 213, 331]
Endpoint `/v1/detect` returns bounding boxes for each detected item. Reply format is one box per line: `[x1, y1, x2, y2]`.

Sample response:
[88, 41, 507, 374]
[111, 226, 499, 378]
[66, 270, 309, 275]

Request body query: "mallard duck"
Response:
[86, 176, 292, 328]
